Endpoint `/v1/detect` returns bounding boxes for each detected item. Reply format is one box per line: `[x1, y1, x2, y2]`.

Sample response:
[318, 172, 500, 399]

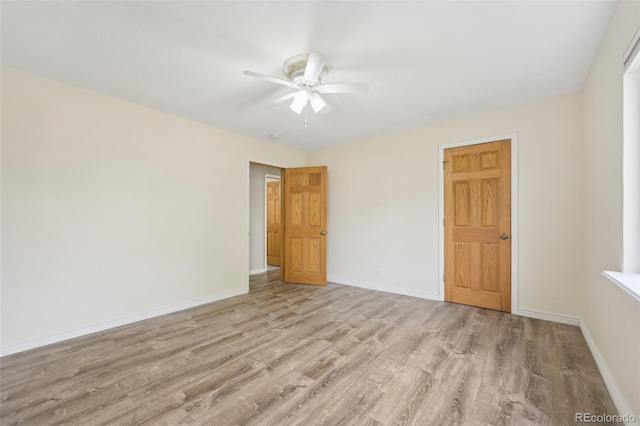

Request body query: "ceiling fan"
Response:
[243, 51, 369, 115]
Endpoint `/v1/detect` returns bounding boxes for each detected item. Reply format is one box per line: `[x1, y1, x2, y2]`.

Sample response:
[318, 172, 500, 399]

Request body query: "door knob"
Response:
[500, 233, 509, 240]
[320, 230, 327, 235]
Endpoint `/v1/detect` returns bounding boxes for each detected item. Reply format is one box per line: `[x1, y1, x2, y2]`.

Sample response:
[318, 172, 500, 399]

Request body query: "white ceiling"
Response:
[1, 1, 616, 151]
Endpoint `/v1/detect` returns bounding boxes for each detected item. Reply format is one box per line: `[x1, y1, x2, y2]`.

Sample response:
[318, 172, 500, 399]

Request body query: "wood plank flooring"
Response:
[0, 271, 620, 425]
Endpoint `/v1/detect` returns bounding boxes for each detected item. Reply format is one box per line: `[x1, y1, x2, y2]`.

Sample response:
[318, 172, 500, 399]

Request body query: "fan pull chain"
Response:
[304, 105, 308, 128]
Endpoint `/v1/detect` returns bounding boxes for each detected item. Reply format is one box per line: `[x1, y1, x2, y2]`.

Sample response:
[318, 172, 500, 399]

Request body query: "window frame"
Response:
[603, 27, 640, 302]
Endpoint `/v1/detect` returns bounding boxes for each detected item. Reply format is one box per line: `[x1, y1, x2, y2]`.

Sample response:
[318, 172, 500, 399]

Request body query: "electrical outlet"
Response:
[374, 268, 383, 275]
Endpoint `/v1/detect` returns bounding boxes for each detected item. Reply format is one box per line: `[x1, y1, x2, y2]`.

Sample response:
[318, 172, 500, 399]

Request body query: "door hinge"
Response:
[443, 275, 445, 283]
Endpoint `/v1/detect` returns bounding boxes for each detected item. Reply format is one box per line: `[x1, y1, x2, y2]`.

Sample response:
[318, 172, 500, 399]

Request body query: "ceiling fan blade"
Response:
[309, 92, 328, 113]
[243, 70, 294, 87]
[267, 92, 296, 106]
[319, 83, 369, 94]
[304, 51, 326, 82]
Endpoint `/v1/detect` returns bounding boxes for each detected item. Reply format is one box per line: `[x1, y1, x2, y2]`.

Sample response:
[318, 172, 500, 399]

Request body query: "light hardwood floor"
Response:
[1, 271, 620, 425]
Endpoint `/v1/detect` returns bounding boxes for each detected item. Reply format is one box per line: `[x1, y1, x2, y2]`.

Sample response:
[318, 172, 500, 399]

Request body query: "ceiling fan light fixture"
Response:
[309, 92, 327, 113]
[290, 90, 309, 114]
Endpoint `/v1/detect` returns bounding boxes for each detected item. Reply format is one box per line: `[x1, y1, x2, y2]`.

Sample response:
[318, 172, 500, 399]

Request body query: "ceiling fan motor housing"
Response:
[284, 54, 328, 88]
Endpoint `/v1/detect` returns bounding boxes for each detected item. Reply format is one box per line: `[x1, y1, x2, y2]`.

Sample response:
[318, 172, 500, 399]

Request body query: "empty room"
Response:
[1, 1, 639, 425]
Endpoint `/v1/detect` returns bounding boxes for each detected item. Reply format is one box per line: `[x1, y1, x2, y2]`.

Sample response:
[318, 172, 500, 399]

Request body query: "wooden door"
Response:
[283, 166, 327, 285]
[266, 180, 281, 266]
[444, 140, 511, 312]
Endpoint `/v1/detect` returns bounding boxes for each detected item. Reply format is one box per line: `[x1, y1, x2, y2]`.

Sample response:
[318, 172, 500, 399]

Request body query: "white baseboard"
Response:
[0, 288, 247, 357]
[249, 268, 266, 275]
[328, 276, 440, 301]
[580, 321, 636, 425]
[512, 308, 581, 326]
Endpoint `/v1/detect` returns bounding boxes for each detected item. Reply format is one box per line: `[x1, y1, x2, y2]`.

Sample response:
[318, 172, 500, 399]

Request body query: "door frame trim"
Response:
[264, 174, 281, 269]
[438, 133, 519, 313]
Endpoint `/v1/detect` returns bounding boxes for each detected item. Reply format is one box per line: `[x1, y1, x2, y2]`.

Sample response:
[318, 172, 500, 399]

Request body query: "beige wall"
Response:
[581, 0, 640, 417]
[308, 92, 584, 317]
[1, 65, 305, 351]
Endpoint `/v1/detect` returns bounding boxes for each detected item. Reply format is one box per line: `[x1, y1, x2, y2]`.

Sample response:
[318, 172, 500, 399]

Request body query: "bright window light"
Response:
[623, 30, 640, 274]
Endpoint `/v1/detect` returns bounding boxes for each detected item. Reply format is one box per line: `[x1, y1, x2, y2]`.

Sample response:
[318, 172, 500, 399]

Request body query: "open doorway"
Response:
[248, 161, 329, 286]
[249, 163, 282, 275]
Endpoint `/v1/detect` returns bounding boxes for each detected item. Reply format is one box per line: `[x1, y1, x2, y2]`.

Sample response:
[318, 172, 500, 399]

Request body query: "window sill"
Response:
[602, 271, 640, 302]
